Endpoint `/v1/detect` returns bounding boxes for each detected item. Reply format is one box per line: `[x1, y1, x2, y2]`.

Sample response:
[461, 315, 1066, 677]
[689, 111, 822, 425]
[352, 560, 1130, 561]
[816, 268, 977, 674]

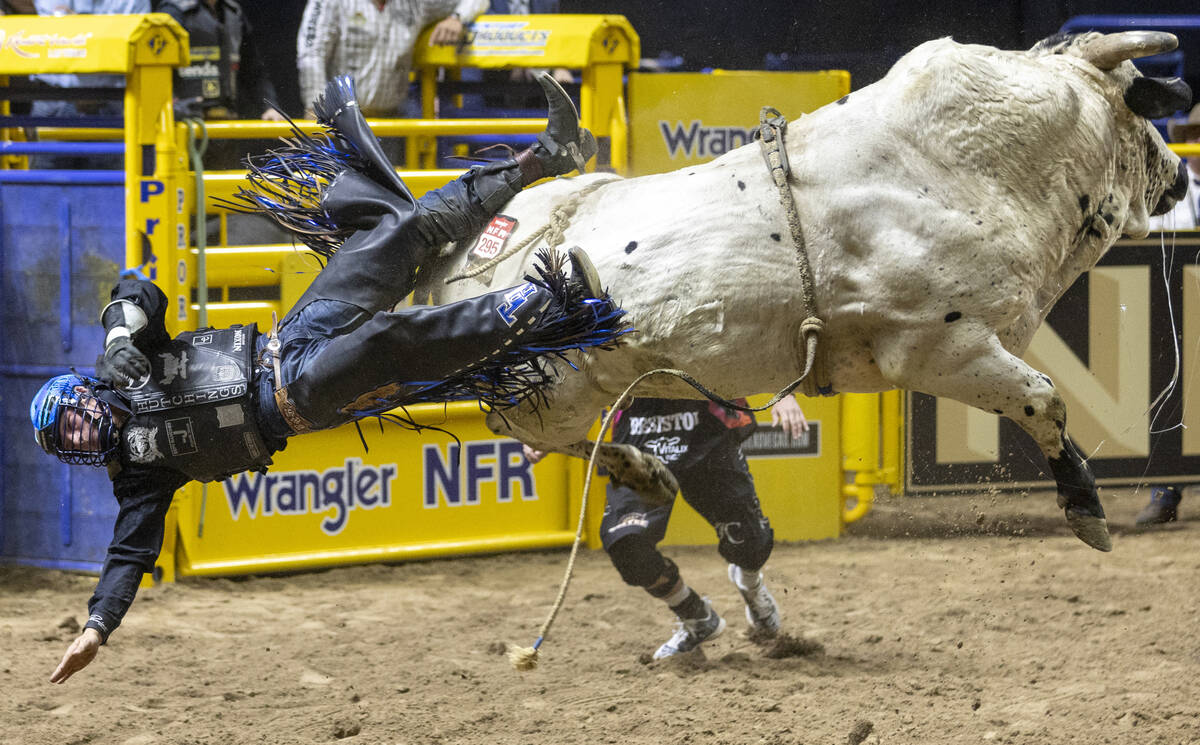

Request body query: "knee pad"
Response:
[717, 519, 774, 573]
[606, 534, 669, 588]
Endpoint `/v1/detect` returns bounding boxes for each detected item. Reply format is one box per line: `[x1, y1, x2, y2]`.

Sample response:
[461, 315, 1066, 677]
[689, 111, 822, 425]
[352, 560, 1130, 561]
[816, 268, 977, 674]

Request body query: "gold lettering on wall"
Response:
[1026, 267, 1149, 457]
[935, 397, 998, 463]
[935, 266, 1150, 464]
[1184, 266, 1200, 455]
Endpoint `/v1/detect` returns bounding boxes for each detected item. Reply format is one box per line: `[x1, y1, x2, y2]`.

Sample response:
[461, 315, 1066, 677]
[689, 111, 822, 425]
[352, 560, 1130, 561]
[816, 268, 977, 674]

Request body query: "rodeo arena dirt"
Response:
[3, 487, 1197, 745]
[6, 7, 1200, 745]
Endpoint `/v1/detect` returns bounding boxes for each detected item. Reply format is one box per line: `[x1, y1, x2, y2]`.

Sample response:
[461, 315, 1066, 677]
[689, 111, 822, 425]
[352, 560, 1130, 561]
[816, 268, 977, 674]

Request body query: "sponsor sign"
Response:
[460, 20, 550, 57]
[628, 71, 850, 176]
[743, 421, 821, 458]
[0, 28, 92, 59]
[223, 458, 397, 536]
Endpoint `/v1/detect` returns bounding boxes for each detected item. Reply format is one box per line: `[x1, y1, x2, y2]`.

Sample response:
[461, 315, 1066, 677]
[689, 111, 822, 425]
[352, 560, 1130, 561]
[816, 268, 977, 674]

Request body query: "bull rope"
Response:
[756, 106, 829, 398]
[445, 179, 612, 284]
[508, 108, 831, 670]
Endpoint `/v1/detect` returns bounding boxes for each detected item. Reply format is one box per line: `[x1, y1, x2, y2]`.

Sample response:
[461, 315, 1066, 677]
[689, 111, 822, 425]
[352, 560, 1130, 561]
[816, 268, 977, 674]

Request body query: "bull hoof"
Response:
[1064, 508, 1112, 552]
[634, 452, 679, 505]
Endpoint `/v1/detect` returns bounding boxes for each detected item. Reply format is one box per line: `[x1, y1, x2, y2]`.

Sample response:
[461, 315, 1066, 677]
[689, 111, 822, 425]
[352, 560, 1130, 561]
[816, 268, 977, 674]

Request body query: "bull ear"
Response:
[1082, 30, 1178, 70]
[1125, 76, 1192, 119]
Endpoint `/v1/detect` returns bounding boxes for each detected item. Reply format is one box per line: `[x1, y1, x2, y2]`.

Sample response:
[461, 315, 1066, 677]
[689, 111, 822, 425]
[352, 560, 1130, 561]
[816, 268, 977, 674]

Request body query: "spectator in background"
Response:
[297, 0, 488, 119]
[1148, 103, 1200, 231]
[29, 0, 150, 170]
[0, 1, 36, 13]
[156, 0, 284, 124]
[486, 0, 573, 108]
[157, 0, 286, 249]
[1138, 104, 1200, 526]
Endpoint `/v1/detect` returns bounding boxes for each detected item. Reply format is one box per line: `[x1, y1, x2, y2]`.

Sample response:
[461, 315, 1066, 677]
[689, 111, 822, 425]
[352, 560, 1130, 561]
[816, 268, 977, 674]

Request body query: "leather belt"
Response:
[263, 312, 317, 435]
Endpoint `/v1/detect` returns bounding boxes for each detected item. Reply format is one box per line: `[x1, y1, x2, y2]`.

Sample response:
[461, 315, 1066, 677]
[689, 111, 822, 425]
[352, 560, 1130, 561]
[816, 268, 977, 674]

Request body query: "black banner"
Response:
[907, 234, 1200, 493]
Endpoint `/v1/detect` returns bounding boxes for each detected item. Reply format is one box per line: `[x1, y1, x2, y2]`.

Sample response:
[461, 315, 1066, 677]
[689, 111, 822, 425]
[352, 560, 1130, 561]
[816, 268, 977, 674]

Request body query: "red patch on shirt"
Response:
[709, 398, 753, 429]
[471, 215, 518, 260]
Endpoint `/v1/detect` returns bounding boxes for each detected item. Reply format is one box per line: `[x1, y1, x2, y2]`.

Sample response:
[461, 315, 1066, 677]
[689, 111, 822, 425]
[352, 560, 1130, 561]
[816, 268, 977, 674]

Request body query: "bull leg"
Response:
[874, 328, 1111, 552]
[489, 414, 681, 504]
[556, 440, 679, 504]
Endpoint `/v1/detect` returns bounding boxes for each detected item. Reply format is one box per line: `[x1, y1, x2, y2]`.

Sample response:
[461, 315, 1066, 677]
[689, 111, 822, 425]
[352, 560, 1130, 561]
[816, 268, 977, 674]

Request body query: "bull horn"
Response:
[1082, 31, 1178, 70]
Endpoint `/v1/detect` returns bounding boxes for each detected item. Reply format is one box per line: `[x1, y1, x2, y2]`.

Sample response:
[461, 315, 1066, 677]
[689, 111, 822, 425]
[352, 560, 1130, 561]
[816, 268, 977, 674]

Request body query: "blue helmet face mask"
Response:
[30, 374, 119, 467]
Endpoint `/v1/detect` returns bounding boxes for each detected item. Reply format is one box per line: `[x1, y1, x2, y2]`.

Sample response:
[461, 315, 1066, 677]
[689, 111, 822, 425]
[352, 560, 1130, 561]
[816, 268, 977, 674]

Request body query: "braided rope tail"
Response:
[447, 179, 612, 285]
[507, 363, 814, 671]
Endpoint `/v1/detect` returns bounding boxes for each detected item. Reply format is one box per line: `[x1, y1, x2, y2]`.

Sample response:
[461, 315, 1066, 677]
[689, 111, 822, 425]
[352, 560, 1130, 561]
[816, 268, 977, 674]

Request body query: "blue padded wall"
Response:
[0, 182, 125, 570]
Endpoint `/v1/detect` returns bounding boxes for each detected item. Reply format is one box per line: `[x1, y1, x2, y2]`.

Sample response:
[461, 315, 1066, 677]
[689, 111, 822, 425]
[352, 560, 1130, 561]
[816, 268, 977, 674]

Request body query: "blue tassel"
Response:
[349, 248, 631, 422]
[214, 103, 367, 258]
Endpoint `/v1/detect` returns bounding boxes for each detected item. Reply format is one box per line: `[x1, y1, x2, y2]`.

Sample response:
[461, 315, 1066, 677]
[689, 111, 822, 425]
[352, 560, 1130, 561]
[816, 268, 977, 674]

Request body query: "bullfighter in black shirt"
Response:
[31, 73, 626, 682]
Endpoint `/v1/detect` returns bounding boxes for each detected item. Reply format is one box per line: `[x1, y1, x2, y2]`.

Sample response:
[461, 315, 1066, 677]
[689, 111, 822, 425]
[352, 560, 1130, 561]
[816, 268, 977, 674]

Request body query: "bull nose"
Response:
[1152, 159, 1189, 215]
[1171, 159, 1189, 199]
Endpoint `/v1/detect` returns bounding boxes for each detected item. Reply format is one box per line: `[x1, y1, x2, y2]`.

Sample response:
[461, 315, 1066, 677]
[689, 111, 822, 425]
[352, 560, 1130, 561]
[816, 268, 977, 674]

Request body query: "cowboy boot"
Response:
[312, 75, 415, 206]
[514, 72, 599, 184]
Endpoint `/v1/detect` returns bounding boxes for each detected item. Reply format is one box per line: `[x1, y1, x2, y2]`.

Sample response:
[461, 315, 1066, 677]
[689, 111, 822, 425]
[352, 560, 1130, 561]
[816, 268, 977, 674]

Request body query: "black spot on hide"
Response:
[624, 241, 638, 254]
[944, 311, 962, 322]
[1103, 212, 1114, 225]
[1078, 195, 1090, 212]
[837, 95, 849, 105]
[770, 233, 781, 242]
[737, 180, 746, 191]
[1024, 405, 1036, 417]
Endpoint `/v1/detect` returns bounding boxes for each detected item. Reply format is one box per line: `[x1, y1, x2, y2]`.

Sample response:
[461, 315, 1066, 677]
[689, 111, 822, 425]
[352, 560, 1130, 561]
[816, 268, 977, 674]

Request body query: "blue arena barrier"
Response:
[0, 142, 124, 156]
[0, 183, 126, 571]
[0, 170, 124, 185]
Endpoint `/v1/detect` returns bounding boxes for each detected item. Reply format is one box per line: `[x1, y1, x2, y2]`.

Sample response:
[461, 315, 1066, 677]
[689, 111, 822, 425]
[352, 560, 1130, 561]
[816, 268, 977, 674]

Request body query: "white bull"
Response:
[416, 31, 1191, 552]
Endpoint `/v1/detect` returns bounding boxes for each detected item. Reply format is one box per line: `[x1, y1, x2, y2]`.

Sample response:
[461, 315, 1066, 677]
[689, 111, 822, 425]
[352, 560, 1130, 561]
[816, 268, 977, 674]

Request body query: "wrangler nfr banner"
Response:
[627, 70, 850, 176]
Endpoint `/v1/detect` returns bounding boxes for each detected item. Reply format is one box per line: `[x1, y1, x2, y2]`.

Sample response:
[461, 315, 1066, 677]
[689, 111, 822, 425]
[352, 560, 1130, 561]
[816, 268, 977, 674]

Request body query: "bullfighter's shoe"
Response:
[653, 598, 726, 660]
[516, 72, 598, 183]
[1135, 486, 1182, 525]
[728, 564, 781, 638]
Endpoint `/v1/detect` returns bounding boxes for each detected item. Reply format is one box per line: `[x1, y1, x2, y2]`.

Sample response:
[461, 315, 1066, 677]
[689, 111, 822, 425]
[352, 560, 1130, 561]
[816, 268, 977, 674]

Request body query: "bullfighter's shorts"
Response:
[599, 444, 773, 570]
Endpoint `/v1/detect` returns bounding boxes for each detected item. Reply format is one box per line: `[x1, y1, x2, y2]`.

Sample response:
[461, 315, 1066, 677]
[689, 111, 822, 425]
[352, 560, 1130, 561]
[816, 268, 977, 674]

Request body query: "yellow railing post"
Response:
[120, 16, 192, 334]
[840, 392, 904, 524]
[412, 14, 640, 175]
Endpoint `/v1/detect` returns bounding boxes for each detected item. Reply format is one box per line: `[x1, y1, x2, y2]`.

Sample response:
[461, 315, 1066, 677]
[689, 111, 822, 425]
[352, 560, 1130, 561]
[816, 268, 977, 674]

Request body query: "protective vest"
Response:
[118, 324, 272, 483]
[163, 0, 243, 117]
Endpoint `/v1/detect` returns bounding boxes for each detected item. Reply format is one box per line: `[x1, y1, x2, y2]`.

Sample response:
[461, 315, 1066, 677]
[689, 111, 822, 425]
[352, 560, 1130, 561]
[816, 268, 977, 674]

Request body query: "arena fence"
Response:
[2, 12, 904, 583]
